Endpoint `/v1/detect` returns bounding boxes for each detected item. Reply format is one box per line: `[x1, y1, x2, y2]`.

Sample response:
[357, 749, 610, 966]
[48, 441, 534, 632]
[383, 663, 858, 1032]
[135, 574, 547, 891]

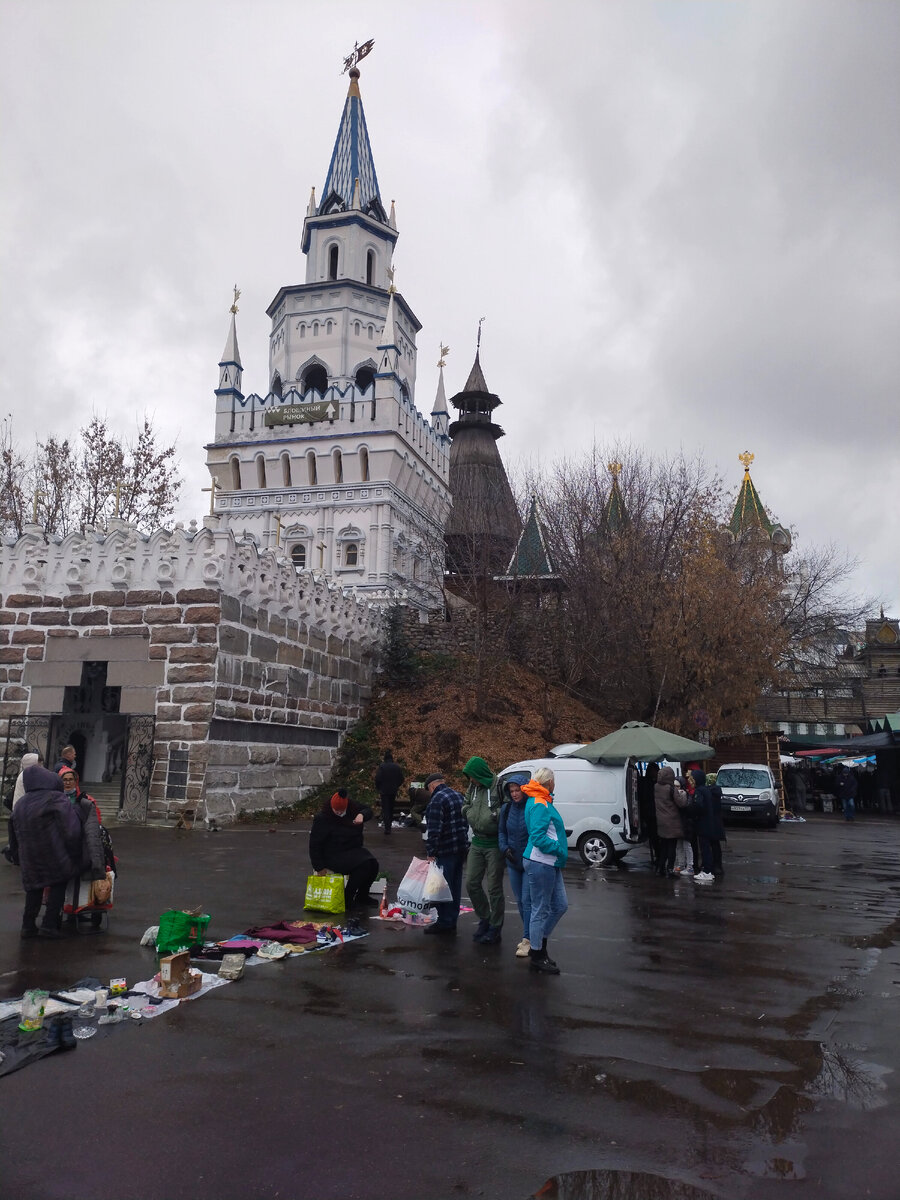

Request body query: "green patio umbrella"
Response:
[568, 721, 715, 764]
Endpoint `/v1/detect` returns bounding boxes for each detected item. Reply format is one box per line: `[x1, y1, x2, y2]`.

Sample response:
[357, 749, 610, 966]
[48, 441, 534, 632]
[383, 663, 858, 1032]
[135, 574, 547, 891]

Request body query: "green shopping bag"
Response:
[156, 909, 211, 955]
[304, 873, 345, 914]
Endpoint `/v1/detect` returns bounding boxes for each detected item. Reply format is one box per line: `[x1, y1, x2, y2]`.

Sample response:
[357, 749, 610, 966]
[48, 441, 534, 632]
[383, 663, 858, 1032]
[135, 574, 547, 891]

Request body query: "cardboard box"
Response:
[159, 951, 203, 999]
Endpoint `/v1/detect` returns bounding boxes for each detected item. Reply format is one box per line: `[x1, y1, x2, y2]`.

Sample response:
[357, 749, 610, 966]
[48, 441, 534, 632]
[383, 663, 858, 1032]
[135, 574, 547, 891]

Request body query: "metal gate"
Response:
[119, 715, 156, 824]
[1, 716, 52, 808]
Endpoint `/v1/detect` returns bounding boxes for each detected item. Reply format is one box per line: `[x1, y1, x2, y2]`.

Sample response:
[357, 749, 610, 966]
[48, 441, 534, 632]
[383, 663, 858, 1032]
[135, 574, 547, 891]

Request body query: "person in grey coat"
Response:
[653, 766, 689, 877]
[10, 765, 83, 938]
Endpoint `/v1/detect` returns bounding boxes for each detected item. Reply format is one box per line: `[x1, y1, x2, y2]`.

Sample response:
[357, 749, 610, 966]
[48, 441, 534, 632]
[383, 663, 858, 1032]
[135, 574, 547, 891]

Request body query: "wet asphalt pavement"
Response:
[2, 815, 900, 1200]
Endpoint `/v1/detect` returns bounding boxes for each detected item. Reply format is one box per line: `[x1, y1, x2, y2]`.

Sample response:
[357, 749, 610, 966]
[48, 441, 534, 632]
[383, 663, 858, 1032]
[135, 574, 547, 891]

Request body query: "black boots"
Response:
[529, 940, 560, 975]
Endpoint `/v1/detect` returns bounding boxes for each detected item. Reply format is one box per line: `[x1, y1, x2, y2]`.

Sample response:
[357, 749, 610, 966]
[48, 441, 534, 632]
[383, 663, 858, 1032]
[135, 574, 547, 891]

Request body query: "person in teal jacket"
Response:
[522, 766, 568, 974]
[461, 755, 505, 945]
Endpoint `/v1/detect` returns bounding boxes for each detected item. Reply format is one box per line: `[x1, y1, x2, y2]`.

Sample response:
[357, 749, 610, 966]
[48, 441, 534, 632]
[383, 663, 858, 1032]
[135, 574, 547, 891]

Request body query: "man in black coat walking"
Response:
[374, 750, 404, 836]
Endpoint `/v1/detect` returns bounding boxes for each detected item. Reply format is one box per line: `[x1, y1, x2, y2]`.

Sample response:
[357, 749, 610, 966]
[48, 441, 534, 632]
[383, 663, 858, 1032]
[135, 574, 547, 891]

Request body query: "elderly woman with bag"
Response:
[654, 766, 690, 877]
[10, 765, 83, 938]
[309, 789, 379, 908]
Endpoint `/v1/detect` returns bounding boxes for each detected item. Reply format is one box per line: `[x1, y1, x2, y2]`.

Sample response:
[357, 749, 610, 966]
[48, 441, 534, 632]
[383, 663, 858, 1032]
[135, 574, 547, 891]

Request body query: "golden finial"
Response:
[438, 343, 450, 369]
[386, 264, 396, 295]
[739, 450, 755, 477]
[230, 285, 241, 315]
[608, 461, 622, 480]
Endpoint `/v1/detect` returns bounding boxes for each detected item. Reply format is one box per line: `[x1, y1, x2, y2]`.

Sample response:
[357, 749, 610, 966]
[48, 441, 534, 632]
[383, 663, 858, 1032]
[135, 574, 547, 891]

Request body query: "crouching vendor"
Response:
[309, 790, 379, 908]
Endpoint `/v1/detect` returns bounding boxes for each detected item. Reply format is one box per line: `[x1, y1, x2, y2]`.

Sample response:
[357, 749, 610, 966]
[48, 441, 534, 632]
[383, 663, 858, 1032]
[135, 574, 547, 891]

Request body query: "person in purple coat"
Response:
[9, 765, 82, 939]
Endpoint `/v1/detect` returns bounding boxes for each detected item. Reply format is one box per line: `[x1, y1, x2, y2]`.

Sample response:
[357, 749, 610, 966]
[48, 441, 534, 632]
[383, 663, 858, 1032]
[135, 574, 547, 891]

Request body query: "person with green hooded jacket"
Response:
[461, 755, 505, 944]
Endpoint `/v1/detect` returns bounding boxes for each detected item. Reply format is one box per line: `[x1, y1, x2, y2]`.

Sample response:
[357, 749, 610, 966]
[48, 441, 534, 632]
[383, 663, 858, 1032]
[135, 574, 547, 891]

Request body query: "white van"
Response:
[498, 756, 640, 867]
[715, 763, 780, 828]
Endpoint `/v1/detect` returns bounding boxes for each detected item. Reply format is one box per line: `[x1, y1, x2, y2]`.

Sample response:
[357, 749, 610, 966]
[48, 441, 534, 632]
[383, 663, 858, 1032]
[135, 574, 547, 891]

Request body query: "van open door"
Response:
[623, 759, 642, 842]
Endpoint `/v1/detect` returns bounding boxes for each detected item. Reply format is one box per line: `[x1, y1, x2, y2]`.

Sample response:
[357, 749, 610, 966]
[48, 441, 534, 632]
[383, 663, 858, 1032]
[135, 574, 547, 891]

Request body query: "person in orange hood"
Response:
[521, 767, 568, 975]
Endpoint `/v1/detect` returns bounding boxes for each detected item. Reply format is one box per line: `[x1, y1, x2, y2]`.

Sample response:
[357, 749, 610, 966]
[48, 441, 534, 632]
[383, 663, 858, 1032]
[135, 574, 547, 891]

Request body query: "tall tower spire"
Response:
[317, 66, 386, 223]
[216, 287, 243, 400]
[431, 343, 451, 443]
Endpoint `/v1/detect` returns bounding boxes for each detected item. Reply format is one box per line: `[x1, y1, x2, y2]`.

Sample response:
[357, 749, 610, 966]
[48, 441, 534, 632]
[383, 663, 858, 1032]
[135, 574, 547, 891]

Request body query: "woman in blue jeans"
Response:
[521, 766, 568, 975]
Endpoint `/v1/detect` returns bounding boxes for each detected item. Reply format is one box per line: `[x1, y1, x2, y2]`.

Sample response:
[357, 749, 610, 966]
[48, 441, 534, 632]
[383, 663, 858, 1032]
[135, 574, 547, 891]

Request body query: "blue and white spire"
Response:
[216, 292, 243, 399]
[319, 68, 386, 222]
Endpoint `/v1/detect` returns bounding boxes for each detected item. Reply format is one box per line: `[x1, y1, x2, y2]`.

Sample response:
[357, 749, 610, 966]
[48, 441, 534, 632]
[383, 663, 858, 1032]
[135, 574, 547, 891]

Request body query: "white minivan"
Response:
[498, 755, 641, 867]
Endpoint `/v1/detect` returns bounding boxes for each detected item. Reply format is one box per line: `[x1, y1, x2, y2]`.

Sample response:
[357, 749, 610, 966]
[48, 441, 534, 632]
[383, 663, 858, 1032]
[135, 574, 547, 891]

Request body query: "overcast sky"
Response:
[1, 1, 897, 614]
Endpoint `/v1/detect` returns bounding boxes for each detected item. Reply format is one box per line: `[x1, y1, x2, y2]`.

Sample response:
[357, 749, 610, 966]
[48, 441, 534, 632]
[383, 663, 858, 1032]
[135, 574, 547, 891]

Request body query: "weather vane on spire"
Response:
[476, 316, 485, 351]
[437, 342, 450, 369]
[739, 450, 755, 476]
[230, 285, 240, 315]
[342, 39, 375, 73]
[608, 461, 622, 479]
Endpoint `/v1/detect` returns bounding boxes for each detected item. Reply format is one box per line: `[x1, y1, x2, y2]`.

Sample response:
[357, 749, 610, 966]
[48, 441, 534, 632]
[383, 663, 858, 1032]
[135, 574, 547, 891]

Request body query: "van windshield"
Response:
[717, 768, 770, 790]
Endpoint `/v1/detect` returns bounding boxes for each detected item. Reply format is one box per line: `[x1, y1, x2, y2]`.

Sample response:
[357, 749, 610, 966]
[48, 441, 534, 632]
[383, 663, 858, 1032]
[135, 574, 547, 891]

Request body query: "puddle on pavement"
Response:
[803, 1043, 890, 1110]
[527, 1168, 722, 1198]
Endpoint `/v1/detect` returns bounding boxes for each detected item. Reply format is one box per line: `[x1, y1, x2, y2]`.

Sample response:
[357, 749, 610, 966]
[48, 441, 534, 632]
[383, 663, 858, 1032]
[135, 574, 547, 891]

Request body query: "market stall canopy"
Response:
[788, 731, 898, 756]
[569, 721, 715, 764]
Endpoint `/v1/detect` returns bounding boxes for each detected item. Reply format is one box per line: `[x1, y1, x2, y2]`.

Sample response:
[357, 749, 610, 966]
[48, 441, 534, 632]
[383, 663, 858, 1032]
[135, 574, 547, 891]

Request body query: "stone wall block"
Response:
[238, 767, 279, 789]
[166, 665, 216, 684]
[30, 610, 68, 626]
[12, 629, 46, 645]
[62, 594, 92, 609]
[144, 606, 182, 624]
[205, 768, 239, 788]
[156, 704, 182, 722]
[168, 645, 217, 664]
[250, 634, 279, 663]
[150, 626, 197, 644]
[195, 626, 217, 644]
[110, 609, 144, 625]
[219, 626, 249, 656]
[206, 744, 251, 767]
[92, 591, 126, 607]
[3, 686, 28, 701]
[176, 588, 219, 604]
[70, 610, 109, 627]
[170, 687, 216, 706]
[154, 721, 209, 740]
[148, 645, 167, 660]
[125, 590, 163, 606]
[183, 606, 220, 624]
[0, 700, 28, 717]
[183, 703, 214, 722]
[249, 745, 278, 765]
[0, 648, 25, 664]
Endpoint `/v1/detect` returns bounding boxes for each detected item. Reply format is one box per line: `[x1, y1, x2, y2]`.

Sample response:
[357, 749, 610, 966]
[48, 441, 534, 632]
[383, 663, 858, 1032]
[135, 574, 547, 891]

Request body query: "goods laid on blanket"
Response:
[0, 905, 369, 1079]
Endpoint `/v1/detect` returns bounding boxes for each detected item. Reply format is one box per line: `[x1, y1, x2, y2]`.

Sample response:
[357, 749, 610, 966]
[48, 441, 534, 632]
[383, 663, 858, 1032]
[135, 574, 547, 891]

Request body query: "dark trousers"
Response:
[343, 857, 379, 906]
[699, 837, 723, 875]
[380, 793, 396, 834]
[23, 881, 67, 931]
[433, 851, 465, 928]
[658, 838, 678, 874]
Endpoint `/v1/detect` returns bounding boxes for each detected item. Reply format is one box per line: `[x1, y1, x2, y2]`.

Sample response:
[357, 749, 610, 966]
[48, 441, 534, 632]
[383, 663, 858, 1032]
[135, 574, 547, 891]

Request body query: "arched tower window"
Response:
[302, 364, 328, 395]
[328, 245, 339, 280]
[256, 455, 267, 489]
[359, 447, 369, 482]
[332, 449, 343, 484]
[366, 250, 375, 286]
[345, 542, 358, 567]
[290, 544, 306, 569]
[355, 364, 375, 392]
[281, 452, 292, 487]
[271, 372, 283, 398]
[306, 450, 317, 486]
[230, 456, 241, 490]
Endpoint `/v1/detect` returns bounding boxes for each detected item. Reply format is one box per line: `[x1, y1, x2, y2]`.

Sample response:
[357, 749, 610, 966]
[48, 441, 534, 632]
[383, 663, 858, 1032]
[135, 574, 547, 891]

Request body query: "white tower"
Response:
[205, 64, 450, 608]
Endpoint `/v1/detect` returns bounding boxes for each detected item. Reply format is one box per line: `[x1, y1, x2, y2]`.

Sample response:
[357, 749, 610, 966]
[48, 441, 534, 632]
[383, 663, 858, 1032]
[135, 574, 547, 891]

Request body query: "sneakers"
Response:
[693, 872, 715, 884]
[515, 938, 531, 958]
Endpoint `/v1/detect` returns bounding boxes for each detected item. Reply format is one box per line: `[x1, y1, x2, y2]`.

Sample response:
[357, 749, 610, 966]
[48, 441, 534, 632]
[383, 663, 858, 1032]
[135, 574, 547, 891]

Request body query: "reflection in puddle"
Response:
[529, 1169, 721, 1199]
[804, 1044, 889, 1110]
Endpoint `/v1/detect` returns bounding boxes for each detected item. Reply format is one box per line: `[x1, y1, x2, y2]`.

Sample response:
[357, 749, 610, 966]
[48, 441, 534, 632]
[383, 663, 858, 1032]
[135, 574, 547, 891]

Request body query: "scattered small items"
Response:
[256, 941, 290, 960]
[218, 954, 245, 981]
[156, 908, 211, 955]
[140, 926, 159, 947]
[158, 951, 203, 999]
[19, 989, 48, 1032]
[109, 978, 127, 997]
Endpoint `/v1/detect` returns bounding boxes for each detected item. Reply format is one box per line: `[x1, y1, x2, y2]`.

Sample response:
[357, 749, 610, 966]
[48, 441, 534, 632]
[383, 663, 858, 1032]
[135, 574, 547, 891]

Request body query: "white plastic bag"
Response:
[397, 856, 450, 912]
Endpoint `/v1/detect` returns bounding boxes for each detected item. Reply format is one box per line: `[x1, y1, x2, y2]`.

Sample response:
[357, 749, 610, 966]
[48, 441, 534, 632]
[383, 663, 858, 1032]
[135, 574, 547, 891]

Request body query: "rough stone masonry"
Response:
[0, 516, 382, 823]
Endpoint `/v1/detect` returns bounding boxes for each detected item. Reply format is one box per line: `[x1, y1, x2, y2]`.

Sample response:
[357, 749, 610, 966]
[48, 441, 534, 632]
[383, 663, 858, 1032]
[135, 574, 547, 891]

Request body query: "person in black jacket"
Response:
[374, 750, 404, 836]
[691, 769, 726, 883]
[309, 790, 379, 907]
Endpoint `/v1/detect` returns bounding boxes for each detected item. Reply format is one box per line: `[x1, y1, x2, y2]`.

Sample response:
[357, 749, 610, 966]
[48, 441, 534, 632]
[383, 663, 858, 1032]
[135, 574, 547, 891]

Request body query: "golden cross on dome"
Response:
[230, 286, 241, 315]
[739, 450, 755, 476]
[438, 343, 450, 369]
[608, 461, 622, 480]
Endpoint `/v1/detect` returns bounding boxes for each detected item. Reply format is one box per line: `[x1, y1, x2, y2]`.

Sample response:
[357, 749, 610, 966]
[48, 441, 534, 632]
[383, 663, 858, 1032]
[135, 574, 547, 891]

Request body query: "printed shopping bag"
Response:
[304, 873, 345, 914]
[397, 856, 441, 914]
